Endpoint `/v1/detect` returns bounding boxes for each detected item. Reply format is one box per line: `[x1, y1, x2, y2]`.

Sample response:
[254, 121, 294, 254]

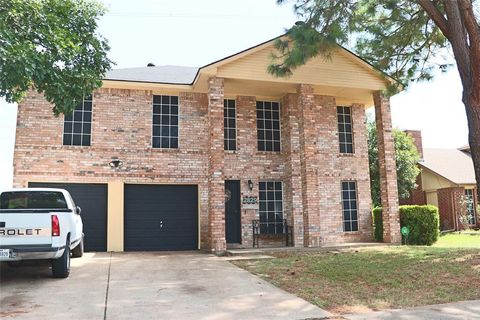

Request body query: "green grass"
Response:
[232, 245, 480, 314]
[434, 231, 480, 248]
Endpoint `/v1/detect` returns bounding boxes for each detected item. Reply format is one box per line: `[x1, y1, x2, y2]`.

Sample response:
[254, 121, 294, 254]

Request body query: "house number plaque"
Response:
[242, 196, 258, 210]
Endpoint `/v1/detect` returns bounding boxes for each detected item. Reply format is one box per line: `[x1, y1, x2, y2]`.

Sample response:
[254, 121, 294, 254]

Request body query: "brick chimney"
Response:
[404, 130, 423, 160]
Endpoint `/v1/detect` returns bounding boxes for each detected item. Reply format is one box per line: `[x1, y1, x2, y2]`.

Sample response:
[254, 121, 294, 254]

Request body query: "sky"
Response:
[0, 0, 469, 190]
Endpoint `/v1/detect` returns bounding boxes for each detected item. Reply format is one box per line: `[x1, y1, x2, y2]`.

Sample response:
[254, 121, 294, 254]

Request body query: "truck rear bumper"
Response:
[0, 245, 64, 261]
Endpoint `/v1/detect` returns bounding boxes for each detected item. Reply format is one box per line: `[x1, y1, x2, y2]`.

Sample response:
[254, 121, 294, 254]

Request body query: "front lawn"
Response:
[233, 246, 480, 314]
[434, 231, 480, 248]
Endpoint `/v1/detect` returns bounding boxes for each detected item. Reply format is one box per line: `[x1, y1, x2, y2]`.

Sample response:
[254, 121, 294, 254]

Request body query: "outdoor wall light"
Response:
[248, 179, 254, 191]
[109, 159, 123, 168]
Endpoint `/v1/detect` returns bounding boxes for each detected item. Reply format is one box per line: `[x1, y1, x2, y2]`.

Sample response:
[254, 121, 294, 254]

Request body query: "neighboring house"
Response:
[402, 131, 479, 231]
[13, 35, 402, 253]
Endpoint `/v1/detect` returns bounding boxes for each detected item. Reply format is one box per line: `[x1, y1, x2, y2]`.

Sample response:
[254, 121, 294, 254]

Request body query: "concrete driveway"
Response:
[0, 252, 331, 320]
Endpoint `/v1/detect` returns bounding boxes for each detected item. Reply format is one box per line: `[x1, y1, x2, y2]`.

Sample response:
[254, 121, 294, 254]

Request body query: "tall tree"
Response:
[270, 0, 480, 201]
[0, 0, 112, 115]
[368, 121, 421, 207]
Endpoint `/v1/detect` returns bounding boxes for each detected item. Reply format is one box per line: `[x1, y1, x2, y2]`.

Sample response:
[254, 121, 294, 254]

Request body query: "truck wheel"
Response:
[52, 239, 70, 278]
[71, 236, 84, 258]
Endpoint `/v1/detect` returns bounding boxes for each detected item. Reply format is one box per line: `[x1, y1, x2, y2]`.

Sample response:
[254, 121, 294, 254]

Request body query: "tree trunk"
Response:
[463, 89, 480, 207]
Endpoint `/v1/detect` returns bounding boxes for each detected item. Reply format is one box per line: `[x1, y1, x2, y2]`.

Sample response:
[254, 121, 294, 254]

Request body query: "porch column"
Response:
[373, 91, 401, 243]
[208, 77, 226, 253]
[298, 84, 322, 247]
[283, 93, 305, 247]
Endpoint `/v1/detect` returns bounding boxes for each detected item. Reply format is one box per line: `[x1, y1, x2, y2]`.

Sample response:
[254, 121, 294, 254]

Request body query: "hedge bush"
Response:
[372, 205, 440, 245]
[372, 207, 383, 242]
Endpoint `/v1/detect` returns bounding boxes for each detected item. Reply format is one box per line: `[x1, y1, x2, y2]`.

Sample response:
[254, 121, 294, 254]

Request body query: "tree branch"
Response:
[458, 0, 480, 59]
[417, 0, 450, 37]
[458, 0, 480, 100]
[444, 1, 472, 91]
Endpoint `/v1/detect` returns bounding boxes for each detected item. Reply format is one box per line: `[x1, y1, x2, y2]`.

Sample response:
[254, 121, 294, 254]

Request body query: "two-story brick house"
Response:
[13, 36, 402, 253]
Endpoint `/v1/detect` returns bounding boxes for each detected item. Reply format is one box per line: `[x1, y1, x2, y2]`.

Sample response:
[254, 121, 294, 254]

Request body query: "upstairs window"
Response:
[224, 99, 237, 151]
[63, 95, 92, 146]
[256, 101, 281, 152]
[337, 106, 354, 153]
[153, 95, 179, 149]
[342, 181, 358, 232]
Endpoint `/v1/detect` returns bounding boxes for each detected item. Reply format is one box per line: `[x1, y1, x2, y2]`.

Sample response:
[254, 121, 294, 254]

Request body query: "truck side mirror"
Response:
[76, 206, 82, 215]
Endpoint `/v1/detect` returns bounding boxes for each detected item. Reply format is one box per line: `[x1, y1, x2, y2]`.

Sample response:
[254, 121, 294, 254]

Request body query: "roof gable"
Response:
[101, 34, 399, 101]
[200, 35, 397, 91]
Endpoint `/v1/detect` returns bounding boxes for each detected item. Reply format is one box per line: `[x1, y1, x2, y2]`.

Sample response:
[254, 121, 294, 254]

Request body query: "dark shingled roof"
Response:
[104, 65, 199, 84]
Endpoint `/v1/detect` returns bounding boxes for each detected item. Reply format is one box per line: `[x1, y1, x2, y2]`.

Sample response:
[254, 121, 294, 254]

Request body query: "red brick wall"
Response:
[223, 95, 286, 248]
[302, 92, 373, 244]
[437, 187, 464, 231]
[14, 85, 375, 249]
[14, 89, 212, 248]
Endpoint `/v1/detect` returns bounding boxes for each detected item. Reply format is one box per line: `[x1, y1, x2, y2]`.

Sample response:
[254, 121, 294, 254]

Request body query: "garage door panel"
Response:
[124, 184, 198, 251]
[28, 182, 108, 252]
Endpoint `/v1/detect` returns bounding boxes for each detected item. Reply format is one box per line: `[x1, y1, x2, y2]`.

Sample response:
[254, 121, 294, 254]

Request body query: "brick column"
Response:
[208, 77, 226, 253]
[282, 94, 305, 247]
[373, 91, 401, 243]
[298, 84, 321, 247]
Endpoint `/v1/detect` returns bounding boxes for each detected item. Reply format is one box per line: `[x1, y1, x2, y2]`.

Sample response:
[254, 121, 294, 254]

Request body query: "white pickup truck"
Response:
[0, 188, 84, 278]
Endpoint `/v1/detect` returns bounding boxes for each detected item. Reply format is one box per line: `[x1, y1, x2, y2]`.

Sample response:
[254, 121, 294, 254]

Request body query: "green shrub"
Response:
[372, 205, 440, 245]
[400, 205, 440, 245]
[372, 207, 383, 242]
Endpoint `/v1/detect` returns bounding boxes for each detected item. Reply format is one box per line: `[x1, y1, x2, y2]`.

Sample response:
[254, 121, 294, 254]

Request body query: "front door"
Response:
[225, 180, 241, 243]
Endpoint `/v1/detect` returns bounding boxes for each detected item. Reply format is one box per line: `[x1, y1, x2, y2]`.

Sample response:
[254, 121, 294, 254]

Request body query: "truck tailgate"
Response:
[0, 212, 52, 246]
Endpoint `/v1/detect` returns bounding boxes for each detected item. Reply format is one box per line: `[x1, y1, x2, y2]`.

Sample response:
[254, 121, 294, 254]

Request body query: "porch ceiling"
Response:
[223, 78, 375, 106]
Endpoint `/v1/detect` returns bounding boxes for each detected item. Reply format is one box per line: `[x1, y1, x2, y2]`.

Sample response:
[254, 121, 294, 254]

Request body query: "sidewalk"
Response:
[344, 300, 480, 320]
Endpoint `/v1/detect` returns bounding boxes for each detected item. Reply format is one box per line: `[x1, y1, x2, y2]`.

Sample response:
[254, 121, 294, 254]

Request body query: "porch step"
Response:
[226, 243, 244, 250]
[225, 249, 265, 257]
[222, 254, 274, 261]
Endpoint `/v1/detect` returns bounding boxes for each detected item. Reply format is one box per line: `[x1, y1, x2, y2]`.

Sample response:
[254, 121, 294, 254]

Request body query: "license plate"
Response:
[0, 249, 10, 258]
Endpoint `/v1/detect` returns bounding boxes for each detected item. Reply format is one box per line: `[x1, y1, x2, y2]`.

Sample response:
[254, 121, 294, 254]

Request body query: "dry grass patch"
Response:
[232, 246, 480, 314]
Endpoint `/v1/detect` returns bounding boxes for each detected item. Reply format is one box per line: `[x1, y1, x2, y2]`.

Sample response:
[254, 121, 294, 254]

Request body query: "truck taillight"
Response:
[52, 215, 60, 237]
